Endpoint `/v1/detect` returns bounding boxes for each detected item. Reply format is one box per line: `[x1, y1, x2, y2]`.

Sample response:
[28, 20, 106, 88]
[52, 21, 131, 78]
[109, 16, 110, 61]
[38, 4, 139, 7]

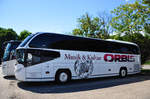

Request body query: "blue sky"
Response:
[0, 0, 135, 34]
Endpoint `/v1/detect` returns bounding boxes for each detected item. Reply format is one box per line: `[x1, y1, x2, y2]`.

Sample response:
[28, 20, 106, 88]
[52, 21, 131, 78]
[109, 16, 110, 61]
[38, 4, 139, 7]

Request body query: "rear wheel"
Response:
[55, 70, 71, 84]
[119, 68, 127, 78]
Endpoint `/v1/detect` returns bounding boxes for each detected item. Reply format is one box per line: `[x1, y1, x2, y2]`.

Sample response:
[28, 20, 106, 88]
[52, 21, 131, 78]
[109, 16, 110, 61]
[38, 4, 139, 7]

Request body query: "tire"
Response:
[55, 70, 71, 84]
[119, 68, 127, 78]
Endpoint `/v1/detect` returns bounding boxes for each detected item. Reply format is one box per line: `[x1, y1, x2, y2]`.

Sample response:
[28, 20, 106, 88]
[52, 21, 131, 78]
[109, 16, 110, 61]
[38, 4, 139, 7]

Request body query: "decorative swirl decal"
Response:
[74, 59, 93, 78]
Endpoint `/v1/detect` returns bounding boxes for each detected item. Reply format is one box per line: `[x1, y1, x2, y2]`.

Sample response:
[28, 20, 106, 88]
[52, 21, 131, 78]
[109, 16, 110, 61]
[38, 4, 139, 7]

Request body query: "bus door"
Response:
[42, 63, 51, 78]
[40, 50, 60, 78]
[25, 51, 42, 79]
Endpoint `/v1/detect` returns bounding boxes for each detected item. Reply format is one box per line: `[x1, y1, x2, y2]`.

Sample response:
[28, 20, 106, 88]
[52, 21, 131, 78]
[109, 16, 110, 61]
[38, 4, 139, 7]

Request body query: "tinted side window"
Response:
[19, 34, 34, 47]
[51, 37, 91, 51]
[80, 39, 107, 52]
[29, 34, 50, 48]
[26, 49, 60, 67]
[40, 50, 60, 62]
[110, 42, 140, 54]
[50, 37, 109, 52]
[129, 45, 140, 54]
[50, 35, 72, 50]
[29, 33, 62, 48]
[28, 33, 140, 54]
[106, 42, 118, 53]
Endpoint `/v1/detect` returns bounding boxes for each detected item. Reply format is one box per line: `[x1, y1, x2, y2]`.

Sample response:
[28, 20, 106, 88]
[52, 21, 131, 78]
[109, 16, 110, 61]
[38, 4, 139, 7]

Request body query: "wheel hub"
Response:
[59, 72, 68, 82]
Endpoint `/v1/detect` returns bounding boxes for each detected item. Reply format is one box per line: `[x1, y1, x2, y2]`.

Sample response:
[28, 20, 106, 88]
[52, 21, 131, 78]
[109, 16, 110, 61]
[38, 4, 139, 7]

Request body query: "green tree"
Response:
[143, 0, 150, 6]
[110, 0, 150, 63]
[111, 0, 150, 37]
[72, 13, 112, 39]
[0, 27, 18, 62]
[144, 23, 150, 34]
[132, 33, 150, 63]
[19, 30, 31, 40]
[143, 0, 150, 34]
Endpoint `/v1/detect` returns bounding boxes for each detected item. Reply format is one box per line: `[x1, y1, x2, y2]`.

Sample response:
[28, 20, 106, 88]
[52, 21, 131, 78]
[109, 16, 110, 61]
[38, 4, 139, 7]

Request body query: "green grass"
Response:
[144, 60, 150, 65]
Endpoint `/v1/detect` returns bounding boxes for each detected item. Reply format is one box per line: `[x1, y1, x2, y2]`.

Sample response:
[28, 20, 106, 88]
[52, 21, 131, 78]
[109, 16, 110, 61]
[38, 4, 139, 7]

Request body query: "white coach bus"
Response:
[15, 32, 141, 83]
[2, 40, 21, 76]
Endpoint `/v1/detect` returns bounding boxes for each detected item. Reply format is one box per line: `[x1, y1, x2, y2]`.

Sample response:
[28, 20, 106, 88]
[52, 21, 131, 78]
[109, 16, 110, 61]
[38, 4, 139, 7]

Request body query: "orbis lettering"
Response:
[104, 54, 135, 62]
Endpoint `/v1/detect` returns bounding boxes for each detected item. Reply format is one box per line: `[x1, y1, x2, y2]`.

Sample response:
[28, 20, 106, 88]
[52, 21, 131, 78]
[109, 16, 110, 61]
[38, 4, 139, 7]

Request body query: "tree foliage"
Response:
[19, 30, 31, 40]
[111, 0, 150, 34]
[0, 28, 31, 63]
[110, 0, 150, 63]
[0, 27, 18, 61]
[143, 0, 150, 6]
[72, 13, 112, 39]
[144, 23, 150, 34]
[143, 0, 150, 34]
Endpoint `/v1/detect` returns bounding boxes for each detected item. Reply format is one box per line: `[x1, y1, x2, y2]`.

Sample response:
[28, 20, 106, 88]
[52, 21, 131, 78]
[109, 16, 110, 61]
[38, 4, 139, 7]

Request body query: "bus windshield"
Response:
[16, 49, 25, 64]
[19, 34, 35, 47]
[3, 42, 21, 62]
[3, 43, 11, 61]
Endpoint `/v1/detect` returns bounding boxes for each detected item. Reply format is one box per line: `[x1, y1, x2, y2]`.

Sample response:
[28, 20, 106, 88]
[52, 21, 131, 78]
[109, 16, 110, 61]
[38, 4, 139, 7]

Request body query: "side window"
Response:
[107, 42, 121, 53]
[73, 38, 86, 51]
[130, 45, 140, 54]
[40, 50, 60, 62]
[120, 47, 131, 54]
[51, 38, 110, 52]
[26, 50, 41, 66]
[70, 38, 96, 52]
[98, 41, 109, 52]
[29, 34, 49, 48]
[50, 36, 87, 51]
[29, 33, 59, 48]
[106, 42, 116, 53]
[110, 43, 139, 54]
[50, 36, 72, 50]
[26, 49, 60, 66]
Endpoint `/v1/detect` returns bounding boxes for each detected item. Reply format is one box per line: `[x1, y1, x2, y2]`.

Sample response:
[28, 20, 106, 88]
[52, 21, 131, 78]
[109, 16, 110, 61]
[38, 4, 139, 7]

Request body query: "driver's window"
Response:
[26, 51, 41, 66]
[27, 53, 32, 66]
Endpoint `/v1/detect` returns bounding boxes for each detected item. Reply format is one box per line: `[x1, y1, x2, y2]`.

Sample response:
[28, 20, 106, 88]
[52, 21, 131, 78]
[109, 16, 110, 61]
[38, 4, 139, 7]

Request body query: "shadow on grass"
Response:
[17, 70, 150, 94]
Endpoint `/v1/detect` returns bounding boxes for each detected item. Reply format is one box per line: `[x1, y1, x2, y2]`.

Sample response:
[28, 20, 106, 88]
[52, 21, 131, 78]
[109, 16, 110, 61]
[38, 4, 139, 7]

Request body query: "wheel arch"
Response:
[120, 67, 127, 71]
[119, 66, 128, 77]
[55, 68, 72, 80]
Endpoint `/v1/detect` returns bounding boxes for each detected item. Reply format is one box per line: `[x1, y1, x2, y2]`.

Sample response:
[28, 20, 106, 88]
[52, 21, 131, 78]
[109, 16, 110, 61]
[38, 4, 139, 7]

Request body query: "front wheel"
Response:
[55, 70, 71, 84]
[119, 68, 127, 78]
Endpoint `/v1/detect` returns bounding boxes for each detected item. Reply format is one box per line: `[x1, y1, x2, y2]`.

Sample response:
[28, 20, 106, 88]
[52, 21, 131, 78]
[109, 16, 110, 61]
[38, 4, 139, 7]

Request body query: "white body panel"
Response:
[2, 59, 16, 76]
[15, 49, 141, 82]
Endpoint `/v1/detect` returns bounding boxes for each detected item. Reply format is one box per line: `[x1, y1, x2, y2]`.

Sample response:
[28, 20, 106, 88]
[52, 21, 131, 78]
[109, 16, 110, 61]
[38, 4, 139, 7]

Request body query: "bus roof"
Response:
[105, 39, 138, 46]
